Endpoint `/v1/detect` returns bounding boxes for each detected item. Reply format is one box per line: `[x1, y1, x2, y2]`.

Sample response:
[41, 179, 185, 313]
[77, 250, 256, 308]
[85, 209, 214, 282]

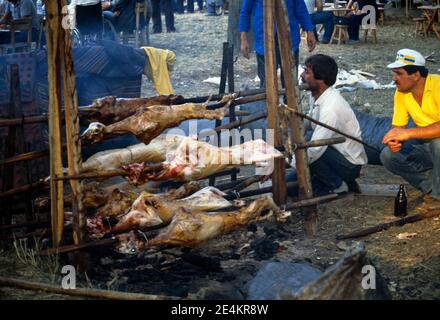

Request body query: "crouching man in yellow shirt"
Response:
[381, 49, 440, 210]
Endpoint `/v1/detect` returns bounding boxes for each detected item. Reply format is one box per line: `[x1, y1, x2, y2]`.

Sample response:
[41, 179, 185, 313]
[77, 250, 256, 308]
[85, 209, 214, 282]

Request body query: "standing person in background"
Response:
[303, 0, 334, 44]
[239, 0, 316, 88]
[102, 0, 137, 33]
[187, 0, 204, 13]
[151, 0, 176, 33]
[344, 0, 377, 44]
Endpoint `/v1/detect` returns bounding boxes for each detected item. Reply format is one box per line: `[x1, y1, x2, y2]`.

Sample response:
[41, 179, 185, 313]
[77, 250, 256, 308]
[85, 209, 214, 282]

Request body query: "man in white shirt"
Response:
[288, 54, 367, 195]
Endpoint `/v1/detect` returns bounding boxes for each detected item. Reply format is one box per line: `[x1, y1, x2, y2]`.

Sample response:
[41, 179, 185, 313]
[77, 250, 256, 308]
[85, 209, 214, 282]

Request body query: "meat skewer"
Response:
[78, 95, 185, 125]
[81, 135, 186, 173]
[115, 195, 285, 253]
[110, 186, 235, 234]
[95, 181, 201, 218]
[81, 96, 234, 145]
[123, 139, 284, 184]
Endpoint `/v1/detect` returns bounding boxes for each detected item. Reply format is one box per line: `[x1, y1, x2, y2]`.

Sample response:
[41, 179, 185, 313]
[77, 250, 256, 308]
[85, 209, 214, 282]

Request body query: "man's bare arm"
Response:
[240, 32, 250, 59]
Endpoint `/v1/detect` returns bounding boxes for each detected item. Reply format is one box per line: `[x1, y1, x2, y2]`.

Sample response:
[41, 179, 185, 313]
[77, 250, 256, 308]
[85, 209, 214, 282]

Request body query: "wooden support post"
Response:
[45, 0, 65, 247]
[59, 0, 87, 248]
[264, 0, 286, 205]
[10, 64, 34, 222]
[227, 43, 237, 182]
[275, 0, 317, 236]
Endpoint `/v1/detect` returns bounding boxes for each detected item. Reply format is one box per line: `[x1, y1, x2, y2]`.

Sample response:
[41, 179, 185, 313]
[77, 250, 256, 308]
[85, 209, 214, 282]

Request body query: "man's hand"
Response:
[382, 127, 411, 145]
[240, 33, 250, 59]
[306, 31, 316, 52]
[102, 1, 111, 10]
[0, 24, 7, 30]
[386, 140, 403, 153]
[382, 127, 411, 153]
[114, 10, 121, 17]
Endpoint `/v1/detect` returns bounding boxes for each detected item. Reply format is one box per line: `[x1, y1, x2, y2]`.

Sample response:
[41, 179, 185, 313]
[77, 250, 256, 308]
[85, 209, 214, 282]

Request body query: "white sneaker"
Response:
[259, 179, 273, 189]
[333, 181, 348, 193]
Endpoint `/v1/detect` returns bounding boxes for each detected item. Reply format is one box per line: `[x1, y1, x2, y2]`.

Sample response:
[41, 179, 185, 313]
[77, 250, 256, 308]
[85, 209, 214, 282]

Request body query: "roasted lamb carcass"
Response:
[78, 95, 184, 125]
[115, 195, 284, 253]
[95, 181, 201, 218]
[81, 135, 186, 174]
[81, 101, 229, 145]
[124, 139, 283, 184]
[111, 186, 233, 234]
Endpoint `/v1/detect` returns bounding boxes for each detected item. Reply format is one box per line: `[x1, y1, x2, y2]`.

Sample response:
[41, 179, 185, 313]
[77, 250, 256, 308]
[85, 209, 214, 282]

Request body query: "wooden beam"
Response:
[45, 0, 65, 247]
[264, 0, 286, 205]
[59, 0, 87, 247]
[275, 0, 317, 236]
[0, 276, 180, 300]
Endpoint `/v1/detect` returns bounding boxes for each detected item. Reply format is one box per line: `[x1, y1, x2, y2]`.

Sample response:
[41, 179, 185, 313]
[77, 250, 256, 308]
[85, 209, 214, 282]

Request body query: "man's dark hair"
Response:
[304, 54, 338, 86]
[402, 65, 429, 78]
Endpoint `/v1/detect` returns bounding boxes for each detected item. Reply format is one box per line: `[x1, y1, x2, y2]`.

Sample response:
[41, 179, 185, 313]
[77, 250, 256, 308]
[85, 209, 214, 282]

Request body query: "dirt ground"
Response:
[1, 7, 440, 300]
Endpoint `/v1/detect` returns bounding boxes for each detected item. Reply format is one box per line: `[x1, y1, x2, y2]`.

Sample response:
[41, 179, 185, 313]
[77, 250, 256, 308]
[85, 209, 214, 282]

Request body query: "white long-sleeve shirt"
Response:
[292, 86, 368, 167]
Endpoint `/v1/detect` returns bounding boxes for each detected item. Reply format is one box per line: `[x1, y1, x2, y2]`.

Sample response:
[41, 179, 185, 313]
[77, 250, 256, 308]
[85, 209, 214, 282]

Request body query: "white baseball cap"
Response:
[387, 49, 425, 69]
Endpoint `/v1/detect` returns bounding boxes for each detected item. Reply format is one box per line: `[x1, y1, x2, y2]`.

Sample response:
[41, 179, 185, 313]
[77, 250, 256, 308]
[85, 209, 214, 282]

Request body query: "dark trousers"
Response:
[256, 44, 299, 89]
[347, 13, 366, 41]
[188, 0, 204, 12]
[152, 0, 175, 32]
[287, 146, 362, 196]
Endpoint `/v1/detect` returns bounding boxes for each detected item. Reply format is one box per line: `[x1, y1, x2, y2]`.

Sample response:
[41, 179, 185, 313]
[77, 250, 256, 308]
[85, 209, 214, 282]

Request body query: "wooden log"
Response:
[275, 0, 317, 236]
[286, 193, 339, 210]
[0, 276, 180, 300]
[291, 109, 381, 153]
[210, 42, 230, 187]
[336, 209, 440, 240]
[45, 0, 65, 247]
[227, 44, 237, 182]
[0, 220, 49, 231]
[296, 137, 346, 150]
[0, 180, 48, 199]
[224, 181, 299, 200]
[60, 0, 87, 249]
[53, 164, 164, 181]
[0, 114, 48, 127]
[264, 0, 286, 205]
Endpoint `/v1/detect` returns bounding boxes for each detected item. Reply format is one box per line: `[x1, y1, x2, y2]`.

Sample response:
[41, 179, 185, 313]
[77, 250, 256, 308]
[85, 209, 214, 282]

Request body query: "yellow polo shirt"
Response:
[392, 74, 440, 127]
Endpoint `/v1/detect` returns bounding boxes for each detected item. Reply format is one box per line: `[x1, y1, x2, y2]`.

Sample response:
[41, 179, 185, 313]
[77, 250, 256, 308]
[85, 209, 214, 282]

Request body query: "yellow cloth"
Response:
[142, 47, 176, 95]
[392, 74, 440, 127]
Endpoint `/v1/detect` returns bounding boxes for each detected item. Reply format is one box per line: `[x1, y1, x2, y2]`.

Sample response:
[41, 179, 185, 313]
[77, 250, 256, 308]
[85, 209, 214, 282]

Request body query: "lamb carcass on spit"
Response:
[79, 95, 184, 125]
[124, 139, 283, 185]
[111, 186, 233, 234]
[81, 135, 186, 174]
[95, 181, 201, 218]
[81, 98, 232, 145]
[87, 182, 202, 238]
[115, 195, 284, 253]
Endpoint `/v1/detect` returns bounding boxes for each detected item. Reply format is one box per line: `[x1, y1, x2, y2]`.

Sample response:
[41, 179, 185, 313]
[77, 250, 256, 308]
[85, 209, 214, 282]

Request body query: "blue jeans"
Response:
[380, 138, 440, 198]
[310, 11, 334, 43]
[287, 146, 362, 196]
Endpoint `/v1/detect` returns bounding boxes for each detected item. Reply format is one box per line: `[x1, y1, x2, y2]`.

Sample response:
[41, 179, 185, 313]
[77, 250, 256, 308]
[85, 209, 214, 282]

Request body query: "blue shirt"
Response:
[238, 0, 314, 55]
